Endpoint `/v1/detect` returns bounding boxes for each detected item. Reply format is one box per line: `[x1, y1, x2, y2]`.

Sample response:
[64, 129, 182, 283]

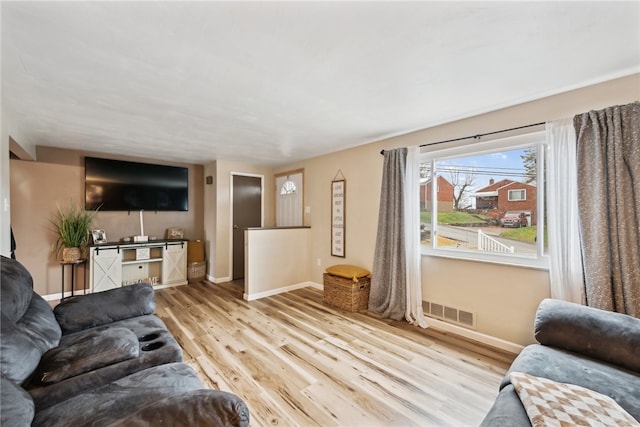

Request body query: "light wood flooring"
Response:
[154, 280, 515, 427]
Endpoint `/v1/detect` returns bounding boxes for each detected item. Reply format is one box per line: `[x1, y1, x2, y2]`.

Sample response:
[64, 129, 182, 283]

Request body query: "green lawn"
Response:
[499, 226, 548, 245]
[499, 226, 537, 243]
[420, 211, 488, 224]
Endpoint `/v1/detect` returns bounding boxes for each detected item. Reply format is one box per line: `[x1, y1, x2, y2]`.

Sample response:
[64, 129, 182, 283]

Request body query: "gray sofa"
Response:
[1, 255, 250, 426]
[480, 298, 640, 425]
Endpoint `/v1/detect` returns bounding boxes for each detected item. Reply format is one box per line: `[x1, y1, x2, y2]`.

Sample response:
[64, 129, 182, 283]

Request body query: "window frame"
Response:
[508, 189, 526, 201]
[420, 131, 548, 269]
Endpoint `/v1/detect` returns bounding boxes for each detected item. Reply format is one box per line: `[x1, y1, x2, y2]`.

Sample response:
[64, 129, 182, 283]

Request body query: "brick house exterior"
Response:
[421, 175, 454, 212]
[474, 178, 537, 224]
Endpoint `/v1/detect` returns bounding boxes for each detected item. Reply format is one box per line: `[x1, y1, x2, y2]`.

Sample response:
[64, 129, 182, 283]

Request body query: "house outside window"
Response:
[419, 132, 548, 268]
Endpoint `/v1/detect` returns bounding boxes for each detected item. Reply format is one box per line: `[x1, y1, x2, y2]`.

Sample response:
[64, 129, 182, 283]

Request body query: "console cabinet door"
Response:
[162, 243, 187, 284]
[91, 248, 122, 292]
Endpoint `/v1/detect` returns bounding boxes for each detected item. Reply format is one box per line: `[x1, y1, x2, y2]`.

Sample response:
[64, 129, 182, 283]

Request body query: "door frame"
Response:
[229, 172, 264, 280]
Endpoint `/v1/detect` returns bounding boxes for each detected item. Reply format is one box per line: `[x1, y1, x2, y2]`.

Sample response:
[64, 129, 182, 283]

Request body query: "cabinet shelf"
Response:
[122, 257, 163, 265]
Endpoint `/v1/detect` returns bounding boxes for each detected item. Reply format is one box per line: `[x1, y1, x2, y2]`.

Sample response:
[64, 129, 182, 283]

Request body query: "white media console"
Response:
[89, 240, 188, 293]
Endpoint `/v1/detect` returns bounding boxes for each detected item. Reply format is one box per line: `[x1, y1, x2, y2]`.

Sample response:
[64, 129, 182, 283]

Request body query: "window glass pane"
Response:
[280, 180, 296, 195]
[422, 145, 540, 258]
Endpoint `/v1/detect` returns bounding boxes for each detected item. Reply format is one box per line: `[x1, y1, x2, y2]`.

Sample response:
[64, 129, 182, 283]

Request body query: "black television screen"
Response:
[85, 157, 188, 211]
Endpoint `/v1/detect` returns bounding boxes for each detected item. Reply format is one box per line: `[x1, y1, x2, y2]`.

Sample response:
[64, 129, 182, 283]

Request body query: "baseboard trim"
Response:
[42, 289, 89, 302]
[208, 274, 231, 284]
[244, 281, 317, 301]
[424, 316, 523, 354]
[307, 281, 323, 290]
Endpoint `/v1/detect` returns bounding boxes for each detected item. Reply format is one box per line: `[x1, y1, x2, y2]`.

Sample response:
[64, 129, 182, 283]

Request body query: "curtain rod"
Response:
[379, 121, 546, 155]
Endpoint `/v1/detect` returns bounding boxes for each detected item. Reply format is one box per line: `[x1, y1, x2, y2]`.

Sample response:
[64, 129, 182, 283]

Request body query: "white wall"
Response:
[245, 227, 311, 300]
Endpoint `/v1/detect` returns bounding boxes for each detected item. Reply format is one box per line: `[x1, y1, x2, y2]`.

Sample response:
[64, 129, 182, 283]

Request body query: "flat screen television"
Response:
[85, 157, 188, 211]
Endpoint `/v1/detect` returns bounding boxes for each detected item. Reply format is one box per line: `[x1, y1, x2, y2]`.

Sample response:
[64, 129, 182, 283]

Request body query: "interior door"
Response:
[232, 174, 262, 279]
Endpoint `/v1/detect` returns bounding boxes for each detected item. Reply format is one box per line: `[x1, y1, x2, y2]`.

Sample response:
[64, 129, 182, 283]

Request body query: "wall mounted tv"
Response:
[85, 157, 188, 211]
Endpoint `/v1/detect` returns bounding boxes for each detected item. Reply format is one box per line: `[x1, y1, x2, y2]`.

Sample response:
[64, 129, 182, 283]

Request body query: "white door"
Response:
[276, 172, 303, 227]
[162, 243, 187, 284]
[91, 247, 122, 292]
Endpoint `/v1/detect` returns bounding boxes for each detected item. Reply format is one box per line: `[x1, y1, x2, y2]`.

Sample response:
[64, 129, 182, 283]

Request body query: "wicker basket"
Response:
[187, 261, 206, 281]
[323, 273, 371, 312]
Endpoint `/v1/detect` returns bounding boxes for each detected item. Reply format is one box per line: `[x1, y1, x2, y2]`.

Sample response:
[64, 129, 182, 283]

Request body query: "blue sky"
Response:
[437, 147, 530, 191]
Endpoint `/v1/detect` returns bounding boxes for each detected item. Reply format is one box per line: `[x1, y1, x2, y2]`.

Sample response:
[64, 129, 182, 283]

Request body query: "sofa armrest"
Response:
[54, 283, 155, 334]
[534, 298, 640, 371]
[108, 389, 250, 427]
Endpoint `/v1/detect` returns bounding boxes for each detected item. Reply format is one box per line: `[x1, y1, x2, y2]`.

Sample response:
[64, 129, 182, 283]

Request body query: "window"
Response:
[419, 132, 548, 268]
[280, 180, 297, 195]
[508, 189, 526, 201]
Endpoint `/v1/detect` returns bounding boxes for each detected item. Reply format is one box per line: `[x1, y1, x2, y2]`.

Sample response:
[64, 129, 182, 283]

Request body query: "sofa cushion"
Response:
[16, 293, 62, 355]
[36, 327, 140, 384]
[535, 298, 640, 372]
[32, 363, 206, 427]
[510, 371, 638, 426]
[0, 256, 35, 322]
[111, 389, 250, 427]
[502, 345, 640, 421]
[0, 375, 35, 427]
[54, 283, 156, 334]
[27, 314, 183, 411]
[1, 313, 45, 384]
[1, 294, 61, 384]
[1, 258, 61, 384]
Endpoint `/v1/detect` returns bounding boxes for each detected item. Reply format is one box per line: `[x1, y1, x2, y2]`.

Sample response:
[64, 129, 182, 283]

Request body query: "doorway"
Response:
[231, 174, 263, 280]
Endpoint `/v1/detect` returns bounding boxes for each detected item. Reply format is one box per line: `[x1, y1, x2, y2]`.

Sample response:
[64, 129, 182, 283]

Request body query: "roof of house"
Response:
[474, 179, 536, 195]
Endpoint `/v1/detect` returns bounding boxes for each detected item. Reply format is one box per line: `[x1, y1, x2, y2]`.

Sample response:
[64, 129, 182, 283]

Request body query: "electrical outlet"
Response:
[316, 258, 321, 267]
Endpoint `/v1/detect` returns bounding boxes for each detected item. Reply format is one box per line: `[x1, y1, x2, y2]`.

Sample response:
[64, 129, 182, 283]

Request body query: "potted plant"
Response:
[51, 202, 97, 262]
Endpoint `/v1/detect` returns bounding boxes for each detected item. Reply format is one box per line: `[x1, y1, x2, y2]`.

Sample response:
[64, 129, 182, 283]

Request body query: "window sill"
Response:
[421, 247, 549, 270]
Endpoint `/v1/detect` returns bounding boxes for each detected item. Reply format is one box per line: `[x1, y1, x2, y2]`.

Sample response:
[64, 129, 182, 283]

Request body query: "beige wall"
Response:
[245, 227, 311, 299]
[276, 73, 640, 346]
[9, 148, 204, 297]
[203, 159, 275, 282]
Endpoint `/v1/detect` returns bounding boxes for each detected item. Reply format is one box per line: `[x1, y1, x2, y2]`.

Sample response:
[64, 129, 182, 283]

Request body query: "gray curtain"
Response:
[369, 148, 407, 320]
[574, 102, 640, 317]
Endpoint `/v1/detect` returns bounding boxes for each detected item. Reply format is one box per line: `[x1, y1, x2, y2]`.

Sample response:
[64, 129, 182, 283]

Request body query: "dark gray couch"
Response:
[480, 298, 640, 426]
[0, 255, 250, 426]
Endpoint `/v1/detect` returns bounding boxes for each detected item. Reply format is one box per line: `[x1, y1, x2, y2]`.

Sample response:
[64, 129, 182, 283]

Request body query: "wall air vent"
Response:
[423, 301, 477, 330]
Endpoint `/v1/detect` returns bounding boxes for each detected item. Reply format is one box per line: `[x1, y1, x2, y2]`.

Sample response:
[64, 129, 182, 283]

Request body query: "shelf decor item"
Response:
[166, 227, 184, 240]
[91, 229, 107, 244]
[52, 202, 97, 262]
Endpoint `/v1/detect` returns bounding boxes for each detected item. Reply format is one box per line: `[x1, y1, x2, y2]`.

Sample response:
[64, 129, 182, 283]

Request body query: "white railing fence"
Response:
[477, 229, 514, 253]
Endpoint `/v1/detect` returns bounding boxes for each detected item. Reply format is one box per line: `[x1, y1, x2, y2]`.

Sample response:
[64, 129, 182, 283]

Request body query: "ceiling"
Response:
[2, 1, 639, 166]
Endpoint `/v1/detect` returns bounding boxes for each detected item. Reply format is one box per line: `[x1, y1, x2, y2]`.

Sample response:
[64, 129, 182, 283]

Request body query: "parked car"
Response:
[500, 211, 528, 228]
